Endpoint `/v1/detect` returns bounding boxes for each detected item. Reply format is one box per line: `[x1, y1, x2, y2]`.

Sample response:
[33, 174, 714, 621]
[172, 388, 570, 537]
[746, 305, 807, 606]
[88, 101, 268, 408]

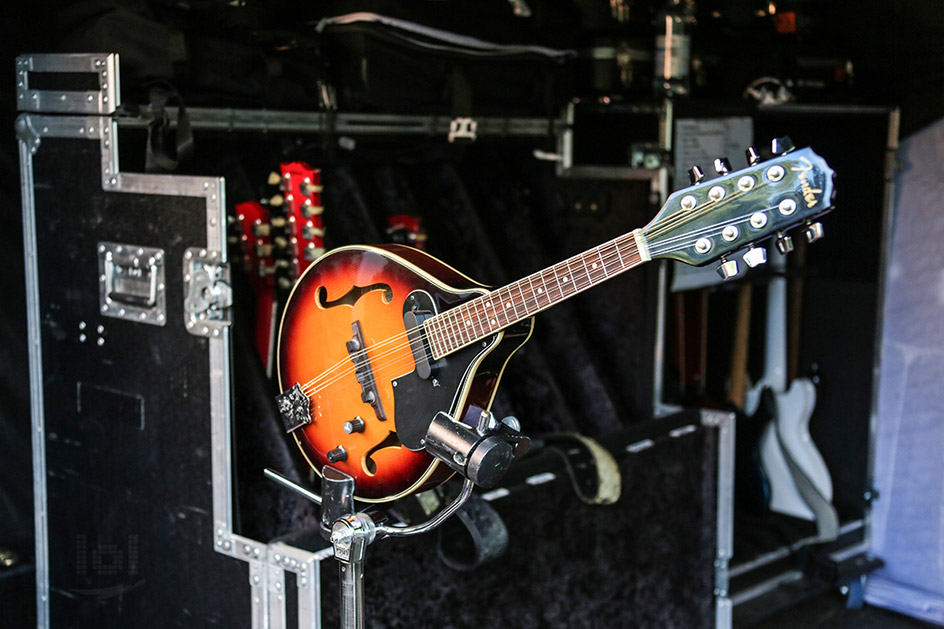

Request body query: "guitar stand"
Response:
[265, 467, 475, 629]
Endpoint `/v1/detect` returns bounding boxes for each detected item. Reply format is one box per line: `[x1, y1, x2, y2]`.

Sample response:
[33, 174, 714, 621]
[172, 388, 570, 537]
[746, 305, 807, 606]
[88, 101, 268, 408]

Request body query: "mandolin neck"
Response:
[424, 229, 650, 358]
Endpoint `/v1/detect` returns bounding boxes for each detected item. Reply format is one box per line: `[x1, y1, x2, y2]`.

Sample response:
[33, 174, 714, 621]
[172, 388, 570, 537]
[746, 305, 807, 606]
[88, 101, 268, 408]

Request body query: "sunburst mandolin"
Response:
[277, 143, 835, 502]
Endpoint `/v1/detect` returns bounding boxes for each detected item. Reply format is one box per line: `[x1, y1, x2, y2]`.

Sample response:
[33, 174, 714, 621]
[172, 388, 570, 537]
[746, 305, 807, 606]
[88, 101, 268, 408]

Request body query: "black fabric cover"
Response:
[317, 417, 719, 628]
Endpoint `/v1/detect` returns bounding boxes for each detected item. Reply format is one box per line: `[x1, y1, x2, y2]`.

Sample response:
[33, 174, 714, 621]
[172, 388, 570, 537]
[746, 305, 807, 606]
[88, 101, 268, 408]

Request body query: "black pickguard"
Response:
[317, 282, 393, 309]
[393, 338, 497, 451]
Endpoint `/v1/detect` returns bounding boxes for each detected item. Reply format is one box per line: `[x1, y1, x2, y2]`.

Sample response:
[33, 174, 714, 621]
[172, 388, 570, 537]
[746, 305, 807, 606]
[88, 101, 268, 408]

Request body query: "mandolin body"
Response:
[277, 244, 533, 502]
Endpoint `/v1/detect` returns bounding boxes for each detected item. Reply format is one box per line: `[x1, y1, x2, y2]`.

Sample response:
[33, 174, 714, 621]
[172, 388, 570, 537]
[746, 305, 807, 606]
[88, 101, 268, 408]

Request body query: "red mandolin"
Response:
[277, 145, 835, 502]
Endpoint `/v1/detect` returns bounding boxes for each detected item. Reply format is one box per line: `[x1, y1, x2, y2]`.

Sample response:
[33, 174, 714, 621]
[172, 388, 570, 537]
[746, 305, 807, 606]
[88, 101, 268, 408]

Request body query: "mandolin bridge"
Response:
[346, 320, 387, 421]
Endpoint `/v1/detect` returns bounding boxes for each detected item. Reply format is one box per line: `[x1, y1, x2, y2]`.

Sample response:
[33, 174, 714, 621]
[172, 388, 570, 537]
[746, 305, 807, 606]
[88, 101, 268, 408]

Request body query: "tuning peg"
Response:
[771, 136, 796, 156]
[776, 232, 795, 255]
[742, 246, 767, 268]
[804, 221, 824, 243]
[716, 258, 739, 280]
[713, 157, 732, 175]
[267, 171, 282, 186]
[688, 165, 705, 185]
[269, 194, 284, 207]
[745, 146, 761, 166]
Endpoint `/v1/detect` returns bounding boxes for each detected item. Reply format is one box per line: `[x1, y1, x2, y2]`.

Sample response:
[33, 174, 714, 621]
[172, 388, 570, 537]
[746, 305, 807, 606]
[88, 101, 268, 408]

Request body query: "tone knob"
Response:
[344, 417, 366, 434]
[745, 146, 760, 166]
[713, 157, 732, 175]
[688, 165, 705, 185]
[804, 221, 824, 243]
[742, 247, 768, 268]
[771, 136, 795, 155]
[326, 446, 348, 464]
[716, 259, 739, 280]
[776, 232, 795, 255]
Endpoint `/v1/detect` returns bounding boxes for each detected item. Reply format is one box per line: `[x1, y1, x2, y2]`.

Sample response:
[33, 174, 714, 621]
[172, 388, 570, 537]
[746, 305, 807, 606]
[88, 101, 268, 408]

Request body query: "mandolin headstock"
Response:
[643, 141, 835, 278]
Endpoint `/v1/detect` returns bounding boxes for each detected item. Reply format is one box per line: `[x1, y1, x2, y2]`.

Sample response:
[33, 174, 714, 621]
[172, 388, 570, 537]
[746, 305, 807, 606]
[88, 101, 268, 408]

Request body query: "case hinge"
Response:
[183, 248, 232, 337]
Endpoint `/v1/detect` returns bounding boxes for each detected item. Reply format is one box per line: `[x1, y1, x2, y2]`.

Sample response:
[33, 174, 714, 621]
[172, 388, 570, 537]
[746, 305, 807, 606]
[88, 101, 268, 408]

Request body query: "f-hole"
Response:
[317, 283, 393, 309]
[363, 431, 402, 476]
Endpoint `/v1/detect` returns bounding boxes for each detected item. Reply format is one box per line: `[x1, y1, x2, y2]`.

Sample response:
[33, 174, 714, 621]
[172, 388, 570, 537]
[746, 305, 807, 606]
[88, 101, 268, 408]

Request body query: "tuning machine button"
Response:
[804, 221, 824, 243]
[771, 136, 796, 155]
[745, 146, 760, 166]
[776, 232, 795, 255]
[689, 165, 705, 185]
[742, 246, 767, 268]
[713, 157, 732, 175]
[717, 258, 739, 280]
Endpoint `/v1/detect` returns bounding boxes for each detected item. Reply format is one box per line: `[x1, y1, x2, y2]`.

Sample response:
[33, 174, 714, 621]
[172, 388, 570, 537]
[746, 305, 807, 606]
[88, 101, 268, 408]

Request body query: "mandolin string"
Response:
[298, 235, 642, 394]
[301, 165, 793, 392]
[299, 175, 778, 394]
[646, 204, 779, 250]
[644, 173, 782, 241]
[299, 240, 644, 397]
[298, 190, 791, 399]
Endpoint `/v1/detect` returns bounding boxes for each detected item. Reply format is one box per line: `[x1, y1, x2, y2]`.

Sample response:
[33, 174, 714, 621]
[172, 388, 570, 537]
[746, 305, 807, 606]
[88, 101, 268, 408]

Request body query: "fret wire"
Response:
[564, 259, 577, 295]
[537, 271, 551, 305]
[426, 320, 441, 357]
[460, 302, 475, 342]
[485, 295, 499, 330]
[451, 304, 467, 347]
[470, 300, 485, 338]
[600, 242, 617, 273]
[550, 264, 565, 301]
[596, 247, 609, 277]
[430, 234, 644, 357]
[439, 310, 452, 352]
[514, 281, 527, 316]
[524, 276, 537, 312]
[580, 255, 593, 288]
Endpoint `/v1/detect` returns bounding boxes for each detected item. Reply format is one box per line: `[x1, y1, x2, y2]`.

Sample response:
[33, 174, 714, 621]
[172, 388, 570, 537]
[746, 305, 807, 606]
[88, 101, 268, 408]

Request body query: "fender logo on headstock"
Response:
[792, 157, 823, 209]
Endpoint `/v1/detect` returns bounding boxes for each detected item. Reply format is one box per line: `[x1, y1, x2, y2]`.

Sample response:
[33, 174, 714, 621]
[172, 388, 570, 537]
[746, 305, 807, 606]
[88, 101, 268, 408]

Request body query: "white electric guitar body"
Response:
[745, 246, 832, 520]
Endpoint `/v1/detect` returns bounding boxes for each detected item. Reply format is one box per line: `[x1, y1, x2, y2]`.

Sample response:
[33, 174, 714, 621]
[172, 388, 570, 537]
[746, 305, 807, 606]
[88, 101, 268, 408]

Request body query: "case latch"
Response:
[183, 248, 232, 337]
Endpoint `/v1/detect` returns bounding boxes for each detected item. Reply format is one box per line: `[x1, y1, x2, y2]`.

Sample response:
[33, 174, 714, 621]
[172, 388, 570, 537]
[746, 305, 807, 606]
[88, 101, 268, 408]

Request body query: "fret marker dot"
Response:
[537, 287, 543, 293]
[490, 319, 496, 325]
[486, 302, 492, 307]
[466, 321, 472, 326]
[563, 276, 569, 282]
[505, 303, 511, 309]
[592, 263, 598, 269]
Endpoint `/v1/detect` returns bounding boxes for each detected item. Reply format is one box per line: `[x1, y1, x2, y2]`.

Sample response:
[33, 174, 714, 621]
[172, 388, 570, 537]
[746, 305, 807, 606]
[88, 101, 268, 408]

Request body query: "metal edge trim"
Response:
[728, 519, 864, 578]
[701, 409, 735, 628]
[20, 115, 50, 628]
[865, 107, 900, 548]
[93, 117, 238, 553]
[113, 106, 561, 138]
[16, 53, 119, 115]
[729, 569, 805, 607]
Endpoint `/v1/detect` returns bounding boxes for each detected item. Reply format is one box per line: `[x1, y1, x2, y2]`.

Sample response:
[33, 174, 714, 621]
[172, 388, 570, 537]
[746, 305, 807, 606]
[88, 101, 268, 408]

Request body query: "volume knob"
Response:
[326, 446, 348, 464]
[343, 418, 366, 434]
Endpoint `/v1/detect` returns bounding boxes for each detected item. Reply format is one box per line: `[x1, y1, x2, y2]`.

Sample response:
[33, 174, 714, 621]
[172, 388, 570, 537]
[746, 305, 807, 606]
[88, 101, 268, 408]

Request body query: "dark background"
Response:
[1, 0, 942, 625]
